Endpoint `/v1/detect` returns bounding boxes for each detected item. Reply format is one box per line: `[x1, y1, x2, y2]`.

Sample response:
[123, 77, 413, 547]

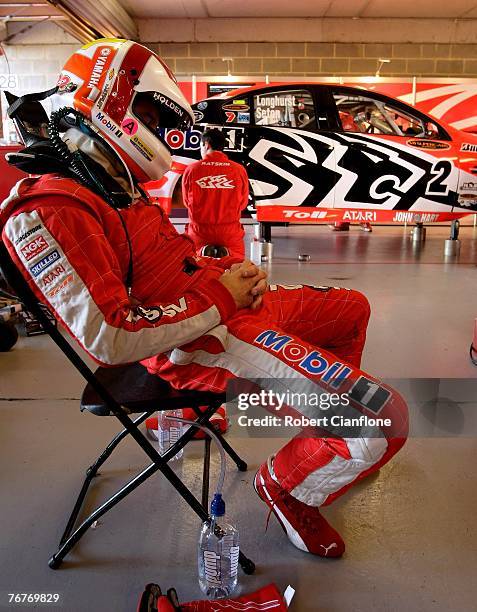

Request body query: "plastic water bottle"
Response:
[198, 493, 240, 598]
[157, 409, 184, 461]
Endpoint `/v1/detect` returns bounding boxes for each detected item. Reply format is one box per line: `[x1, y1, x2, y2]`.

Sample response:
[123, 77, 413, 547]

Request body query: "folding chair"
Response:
[0, 242, 255, 575]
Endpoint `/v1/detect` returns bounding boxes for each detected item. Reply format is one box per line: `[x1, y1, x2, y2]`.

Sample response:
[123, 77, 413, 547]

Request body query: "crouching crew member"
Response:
[182, 129, 249, 259]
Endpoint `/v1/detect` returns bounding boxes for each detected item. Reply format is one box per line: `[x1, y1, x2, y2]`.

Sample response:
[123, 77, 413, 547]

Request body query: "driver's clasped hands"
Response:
[219, 260, 268, 310]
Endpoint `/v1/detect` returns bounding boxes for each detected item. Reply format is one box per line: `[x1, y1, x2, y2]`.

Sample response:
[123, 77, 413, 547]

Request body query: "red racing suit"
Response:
[1, 174, 408, 509]
[182, 151, 248, 259]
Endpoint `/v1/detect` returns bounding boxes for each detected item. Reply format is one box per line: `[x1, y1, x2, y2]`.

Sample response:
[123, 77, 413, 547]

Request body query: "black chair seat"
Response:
[81, 362, 226, 416]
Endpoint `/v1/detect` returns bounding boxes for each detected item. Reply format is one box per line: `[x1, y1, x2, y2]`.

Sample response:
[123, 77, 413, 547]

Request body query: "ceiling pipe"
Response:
[46, 0, 137, 42]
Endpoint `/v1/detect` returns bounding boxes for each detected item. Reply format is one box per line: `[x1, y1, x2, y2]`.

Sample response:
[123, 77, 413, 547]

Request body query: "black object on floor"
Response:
[0, 242, 255, 576]
[0, 319, 18, 351]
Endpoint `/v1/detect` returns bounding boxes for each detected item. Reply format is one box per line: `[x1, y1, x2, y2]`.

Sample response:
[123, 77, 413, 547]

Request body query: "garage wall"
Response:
[139, 16, 477, 78]
[145, 41, 477, 77]
[1, 18, 477, 96]
[0, 23, 77, 96]
[8, 39, 476, 92]
[0, 23, 77, 140]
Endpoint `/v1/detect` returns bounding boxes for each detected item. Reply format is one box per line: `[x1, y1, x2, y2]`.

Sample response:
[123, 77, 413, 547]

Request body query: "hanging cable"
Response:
[48, 106, 135, 291]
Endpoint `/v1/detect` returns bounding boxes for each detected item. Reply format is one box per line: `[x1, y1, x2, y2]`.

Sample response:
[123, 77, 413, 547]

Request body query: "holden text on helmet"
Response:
[153, 93, 184, 117]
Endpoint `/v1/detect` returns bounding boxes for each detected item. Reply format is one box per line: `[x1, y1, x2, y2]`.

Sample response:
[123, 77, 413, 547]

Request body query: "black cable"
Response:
[470, 344, 477, 366]
[48, 107, 134, 291]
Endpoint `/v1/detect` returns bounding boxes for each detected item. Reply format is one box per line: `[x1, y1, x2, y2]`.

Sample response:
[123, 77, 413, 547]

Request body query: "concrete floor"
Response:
[1, 224, 476, 611]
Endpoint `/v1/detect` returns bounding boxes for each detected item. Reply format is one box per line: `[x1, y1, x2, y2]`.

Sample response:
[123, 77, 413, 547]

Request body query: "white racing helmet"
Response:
[53, 38, 194, 183]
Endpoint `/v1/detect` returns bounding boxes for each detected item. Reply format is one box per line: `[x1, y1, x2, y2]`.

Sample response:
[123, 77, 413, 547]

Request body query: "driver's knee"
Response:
[347, 290, 371, 328]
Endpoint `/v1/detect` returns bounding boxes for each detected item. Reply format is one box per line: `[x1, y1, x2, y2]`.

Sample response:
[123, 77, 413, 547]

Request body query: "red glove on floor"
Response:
[182, 583, 288, 611]
[138, 583, 287, 612]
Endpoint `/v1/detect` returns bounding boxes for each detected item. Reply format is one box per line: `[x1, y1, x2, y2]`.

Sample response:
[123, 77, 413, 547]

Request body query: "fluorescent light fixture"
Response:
[375, 58, 391, 77]
[222, 57, 233, 77]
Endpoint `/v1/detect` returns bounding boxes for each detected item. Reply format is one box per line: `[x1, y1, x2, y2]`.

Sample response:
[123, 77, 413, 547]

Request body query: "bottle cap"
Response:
[210, 493, 225, 517]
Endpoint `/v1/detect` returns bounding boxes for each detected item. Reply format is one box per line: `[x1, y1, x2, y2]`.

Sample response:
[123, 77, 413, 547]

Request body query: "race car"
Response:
[153, 83, 477, 233]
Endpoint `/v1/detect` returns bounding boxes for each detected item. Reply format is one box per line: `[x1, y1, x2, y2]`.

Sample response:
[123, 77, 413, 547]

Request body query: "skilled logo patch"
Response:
[460, 180, 477, 191]
[29, 250, 61, 277]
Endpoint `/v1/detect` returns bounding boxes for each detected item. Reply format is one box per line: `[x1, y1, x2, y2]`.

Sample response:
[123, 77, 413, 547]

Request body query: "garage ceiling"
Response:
[0, 1, 64, 20]
[2, 0, 477, 45]
[119, 0, 477, 20]
[3, 0, 477, 21]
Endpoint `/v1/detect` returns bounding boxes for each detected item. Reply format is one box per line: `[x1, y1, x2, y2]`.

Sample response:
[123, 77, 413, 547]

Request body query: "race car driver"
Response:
[182, 128, 248, 259]
[0, 39, 408, 559]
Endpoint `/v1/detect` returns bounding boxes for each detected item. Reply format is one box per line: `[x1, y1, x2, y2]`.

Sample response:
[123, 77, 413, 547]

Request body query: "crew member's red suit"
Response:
[182, 151, 248, 259]
[1, 174, 408, 556]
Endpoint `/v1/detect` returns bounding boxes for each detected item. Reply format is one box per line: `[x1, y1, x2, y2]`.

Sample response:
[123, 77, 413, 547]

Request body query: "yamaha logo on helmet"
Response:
[88, 48, 113, 89]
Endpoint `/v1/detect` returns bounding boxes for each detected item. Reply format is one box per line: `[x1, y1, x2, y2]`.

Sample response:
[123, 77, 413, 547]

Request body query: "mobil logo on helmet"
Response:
[158, 128, 202, 151]
[95, 112, 123, 138]
[254, 329, 352, 386]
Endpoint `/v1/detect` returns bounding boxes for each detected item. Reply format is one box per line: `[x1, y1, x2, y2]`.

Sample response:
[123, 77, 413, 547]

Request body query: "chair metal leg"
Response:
[50, 447, 255, 574]
[58, 406, 219, 552]
[50, 462, 161, 568]
[49, 402, 255, 575]
[50, 450, 212, 569]
[189, 402, 248, 471]
[59, 412, 149, 546]
[89, 412, 150, 477]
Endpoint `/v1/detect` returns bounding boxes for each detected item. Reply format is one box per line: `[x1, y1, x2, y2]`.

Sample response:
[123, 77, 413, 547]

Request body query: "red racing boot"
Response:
[146, 406, 228, 441]
[328, 222, 350, 231]
[254, 457, 345, 558]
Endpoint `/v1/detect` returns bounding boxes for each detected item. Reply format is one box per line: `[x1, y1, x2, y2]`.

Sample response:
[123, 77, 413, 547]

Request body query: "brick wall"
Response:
[0, 44, 78, 95]
[146, 41, 477, 77]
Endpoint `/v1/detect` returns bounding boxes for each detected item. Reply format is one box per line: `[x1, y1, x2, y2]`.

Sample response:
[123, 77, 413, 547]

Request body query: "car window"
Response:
[253, 89, 316, 129]
[334, 92, 441, 139]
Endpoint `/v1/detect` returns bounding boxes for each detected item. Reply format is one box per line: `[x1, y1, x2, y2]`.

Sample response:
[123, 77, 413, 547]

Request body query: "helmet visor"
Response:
[132, 91, 193, 135]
